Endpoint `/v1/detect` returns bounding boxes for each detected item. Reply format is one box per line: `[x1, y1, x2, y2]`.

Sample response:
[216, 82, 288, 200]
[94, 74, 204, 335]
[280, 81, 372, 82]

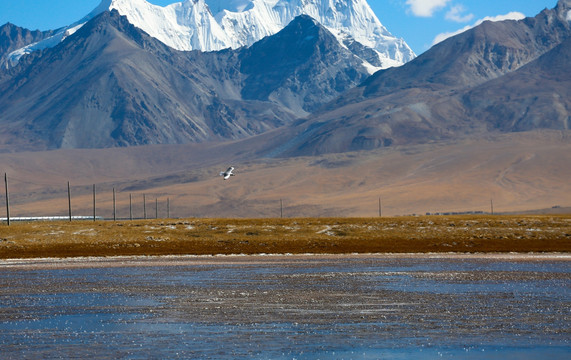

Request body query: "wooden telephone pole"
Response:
[4, 173, 10, 226]
[67, 181, 72, 222]
[93, 184, 96, 221]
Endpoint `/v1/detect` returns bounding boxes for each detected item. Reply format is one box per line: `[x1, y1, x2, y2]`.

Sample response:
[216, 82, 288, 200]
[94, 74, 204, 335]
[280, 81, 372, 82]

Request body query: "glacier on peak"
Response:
[206, 0, 255, 13]
[7, 0, 415, 69]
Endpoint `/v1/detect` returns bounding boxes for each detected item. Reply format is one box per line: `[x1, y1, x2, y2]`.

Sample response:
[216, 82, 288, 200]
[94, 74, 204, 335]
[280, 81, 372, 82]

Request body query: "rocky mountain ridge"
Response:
[0, 23, 55, 73]
[0, 11, 370, 150]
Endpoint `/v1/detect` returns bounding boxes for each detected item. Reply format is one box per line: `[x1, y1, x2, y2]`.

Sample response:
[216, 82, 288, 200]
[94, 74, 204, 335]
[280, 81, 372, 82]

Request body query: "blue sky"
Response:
[0, 0, 559, 55]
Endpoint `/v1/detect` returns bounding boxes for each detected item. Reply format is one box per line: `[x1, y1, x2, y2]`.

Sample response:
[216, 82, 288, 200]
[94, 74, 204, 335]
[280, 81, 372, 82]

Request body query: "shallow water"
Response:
[0, 254, 569, 359]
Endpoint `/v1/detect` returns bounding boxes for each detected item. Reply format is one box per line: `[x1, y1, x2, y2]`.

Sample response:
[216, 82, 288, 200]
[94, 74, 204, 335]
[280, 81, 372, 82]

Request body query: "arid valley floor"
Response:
[1, 131, 570, 219]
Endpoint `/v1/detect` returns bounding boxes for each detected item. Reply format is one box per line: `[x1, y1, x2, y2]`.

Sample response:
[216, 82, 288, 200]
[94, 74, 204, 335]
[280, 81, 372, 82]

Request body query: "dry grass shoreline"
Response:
[1, 215, 570, 259]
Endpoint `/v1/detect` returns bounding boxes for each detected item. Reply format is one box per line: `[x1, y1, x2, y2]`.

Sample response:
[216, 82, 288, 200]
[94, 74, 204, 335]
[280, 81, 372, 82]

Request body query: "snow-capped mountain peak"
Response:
[8, 0, 415, 69]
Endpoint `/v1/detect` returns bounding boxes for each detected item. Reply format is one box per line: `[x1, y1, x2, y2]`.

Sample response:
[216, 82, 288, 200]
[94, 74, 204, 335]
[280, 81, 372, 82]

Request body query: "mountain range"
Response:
[0, 0, 416, 151]
[0, 0, 569, 154]
[0, 10, 379, 150]
[0, 0, 570, 216]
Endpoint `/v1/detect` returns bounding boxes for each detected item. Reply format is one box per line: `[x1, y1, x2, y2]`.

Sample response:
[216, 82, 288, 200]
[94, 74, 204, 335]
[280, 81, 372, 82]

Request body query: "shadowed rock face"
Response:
[463, 37, 571, 132]
[239, 15, 370, 114]
[0, 23, 55, 72]
[0, 11, 370, 150]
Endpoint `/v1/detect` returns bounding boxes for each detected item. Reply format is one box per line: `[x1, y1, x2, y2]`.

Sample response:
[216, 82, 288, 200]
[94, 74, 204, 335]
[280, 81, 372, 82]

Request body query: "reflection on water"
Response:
[0, 254, 569, 359]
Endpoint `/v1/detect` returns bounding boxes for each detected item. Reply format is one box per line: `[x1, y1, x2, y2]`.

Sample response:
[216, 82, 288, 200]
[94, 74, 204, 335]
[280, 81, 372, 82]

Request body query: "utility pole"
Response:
[280, 199, 283, 218]
[378, 197, 382, 217]
[93, 184, 96, 221]
[113, 187, 116, 221]
[155, 198, 158, 219]
[67, 181, 72, 221]
[129, 193, 133, 221]
[167, 198, 170, 219]
[4, 173, 10, 226]
[143, 194, 147, 219]
[490, 198, 494, 215]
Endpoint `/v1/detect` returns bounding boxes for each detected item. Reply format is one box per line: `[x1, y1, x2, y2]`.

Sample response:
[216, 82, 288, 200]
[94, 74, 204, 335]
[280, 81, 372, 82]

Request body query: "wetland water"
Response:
[0, 254, 569, 359]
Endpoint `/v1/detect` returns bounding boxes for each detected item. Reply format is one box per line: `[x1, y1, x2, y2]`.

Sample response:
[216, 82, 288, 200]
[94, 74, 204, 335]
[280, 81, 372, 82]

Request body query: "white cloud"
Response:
[445, 5, 474, 23]
[432, 12, 526, 46]
[567, 10, 571, 21]
[406, 0, 451, 17]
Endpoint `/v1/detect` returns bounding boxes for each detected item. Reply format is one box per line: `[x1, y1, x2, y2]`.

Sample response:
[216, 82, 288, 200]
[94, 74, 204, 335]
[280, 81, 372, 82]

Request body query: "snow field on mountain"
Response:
[8, 0, 415, 69]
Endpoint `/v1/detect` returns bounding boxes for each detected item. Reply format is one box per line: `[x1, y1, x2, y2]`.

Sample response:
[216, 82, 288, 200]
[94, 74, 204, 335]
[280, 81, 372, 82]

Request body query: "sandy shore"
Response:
[1, 215, 570, 259]
[0, 252, 570, 270]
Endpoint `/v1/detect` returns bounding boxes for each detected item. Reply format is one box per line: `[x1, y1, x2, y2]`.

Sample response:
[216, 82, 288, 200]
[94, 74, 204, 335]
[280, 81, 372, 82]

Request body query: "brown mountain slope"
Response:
[358, 0, 571, 100]
[274, 1, 571, 157]
[463, 37, 571, 132]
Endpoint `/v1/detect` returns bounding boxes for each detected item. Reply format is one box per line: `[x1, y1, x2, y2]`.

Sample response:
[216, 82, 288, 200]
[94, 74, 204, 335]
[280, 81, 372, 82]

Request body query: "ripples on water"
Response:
[0, 255, 569, 359]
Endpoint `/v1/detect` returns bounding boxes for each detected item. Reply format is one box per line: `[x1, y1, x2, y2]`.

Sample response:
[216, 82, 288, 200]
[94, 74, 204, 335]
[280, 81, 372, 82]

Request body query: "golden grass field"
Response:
[1, 215, 570, 259]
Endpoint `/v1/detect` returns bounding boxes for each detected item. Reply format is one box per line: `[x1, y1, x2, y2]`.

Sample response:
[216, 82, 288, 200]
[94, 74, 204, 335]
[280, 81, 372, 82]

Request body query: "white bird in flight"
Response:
[220, 166, 235, 180]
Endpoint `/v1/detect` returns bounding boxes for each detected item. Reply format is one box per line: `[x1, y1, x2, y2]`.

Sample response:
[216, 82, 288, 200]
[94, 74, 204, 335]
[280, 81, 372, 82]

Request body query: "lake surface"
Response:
[0, 254, 569, 359]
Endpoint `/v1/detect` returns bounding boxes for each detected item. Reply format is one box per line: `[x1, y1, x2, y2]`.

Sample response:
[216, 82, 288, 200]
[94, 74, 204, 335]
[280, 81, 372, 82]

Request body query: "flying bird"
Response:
[220, 166, 235, 180]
